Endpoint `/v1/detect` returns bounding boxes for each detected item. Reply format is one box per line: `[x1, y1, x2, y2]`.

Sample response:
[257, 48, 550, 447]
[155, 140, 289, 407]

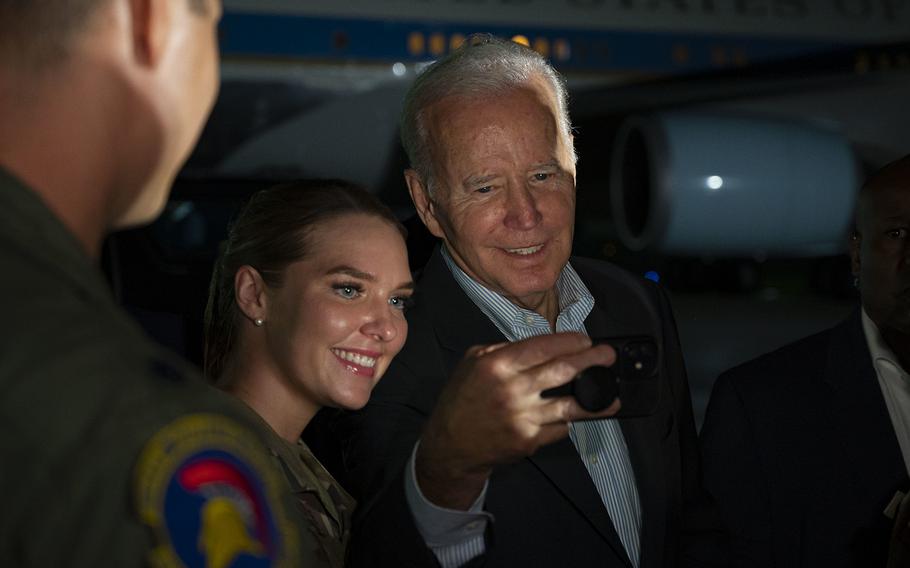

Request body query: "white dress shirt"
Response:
[861, 308, 910, 475]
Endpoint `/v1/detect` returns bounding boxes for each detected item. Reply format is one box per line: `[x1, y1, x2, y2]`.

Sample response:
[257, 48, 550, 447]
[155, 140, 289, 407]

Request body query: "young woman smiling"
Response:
[204, 180, 413, 567]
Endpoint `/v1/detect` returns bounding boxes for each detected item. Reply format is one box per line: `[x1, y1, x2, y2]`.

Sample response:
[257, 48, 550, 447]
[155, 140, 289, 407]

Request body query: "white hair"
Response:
[400, 35, 576, 195]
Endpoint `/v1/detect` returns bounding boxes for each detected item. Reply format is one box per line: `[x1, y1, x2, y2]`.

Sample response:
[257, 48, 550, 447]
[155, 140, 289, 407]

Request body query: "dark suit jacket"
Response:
[700, 311, 909, 568]
[323, 248, 723, 567]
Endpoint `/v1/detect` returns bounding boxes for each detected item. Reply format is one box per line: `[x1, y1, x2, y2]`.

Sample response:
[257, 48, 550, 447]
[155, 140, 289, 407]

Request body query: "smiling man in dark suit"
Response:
[319, 36, 722, 568]
[700, 154, 910, 567]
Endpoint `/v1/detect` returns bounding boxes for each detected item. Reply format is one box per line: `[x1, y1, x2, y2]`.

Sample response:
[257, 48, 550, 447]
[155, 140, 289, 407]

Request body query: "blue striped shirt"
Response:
[405, 247, 642, 567]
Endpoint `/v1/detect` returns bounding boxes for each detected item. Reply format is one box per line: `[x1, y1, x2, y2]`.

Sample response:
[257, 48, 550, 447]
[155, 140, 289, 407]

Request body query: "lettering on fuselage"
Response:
[226, 0, 908, 41]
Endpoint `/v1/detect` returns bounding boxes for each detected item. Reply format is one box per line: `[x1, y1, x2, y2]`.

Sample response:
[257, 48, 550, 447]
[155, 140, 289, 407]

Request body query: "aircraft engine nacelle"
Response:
[609, 113, 858, 257]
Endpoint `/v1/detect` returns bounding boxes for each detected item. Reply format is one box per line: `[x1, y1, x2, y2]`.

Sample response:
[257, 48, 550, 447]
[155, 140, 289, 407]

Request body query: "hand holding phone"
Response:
[542, 336, 660, 417]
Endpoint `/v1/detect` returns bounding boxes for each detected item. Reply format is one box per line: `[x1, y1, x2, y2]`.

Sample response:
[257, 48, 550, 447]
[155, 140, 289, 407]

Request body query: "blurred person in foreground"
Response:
[204, 180, 414, 567]
[0, 0, 311, 565]
[315, 35, 725, 567]
[701, 154, 910, 567]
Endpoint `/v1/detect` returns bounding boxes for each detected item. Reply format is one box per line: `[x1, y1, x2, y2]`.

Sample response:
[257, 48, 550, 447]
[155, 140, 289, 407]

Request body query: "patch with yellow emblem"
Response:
[135, 414, 298, 568]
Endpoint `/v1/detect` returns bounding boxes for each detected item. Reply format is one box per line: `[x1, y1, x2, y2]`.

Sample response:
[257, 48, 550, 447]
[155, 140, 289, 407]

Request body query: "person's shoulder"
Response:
[0, 321, 310, 566]
[130, 406, 310, 567]
[118, 356, 316, 566]
[570, 256, 663, 303]
[570, 256, 669, 323]
[703, 322, 849, 450]
[714, 324, 837, 396]
[2, 291, 223, 423]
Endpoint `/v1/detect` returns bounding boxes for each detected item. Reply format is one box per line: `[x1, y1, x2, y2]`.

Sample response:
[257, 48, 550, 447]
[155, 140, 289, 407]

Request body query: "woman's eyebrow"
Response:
[326, 265, 374, 281]
[328, 266, 415, 291]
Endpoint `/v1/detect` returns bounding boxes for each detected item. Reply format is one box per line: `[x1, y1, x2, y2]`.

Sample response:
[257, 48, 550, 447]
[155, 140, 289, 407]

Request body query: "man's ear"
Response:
[404, 169, 445, 239]
[849, 229, 862, 277]
[128, 0, 173, 68]
[234, 266, 269, 324]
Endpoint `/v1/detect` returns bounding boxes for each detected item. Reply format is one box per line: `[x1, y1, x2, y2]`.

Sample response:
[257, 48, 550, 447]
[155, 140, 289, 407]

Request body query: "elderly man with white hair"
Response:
[318, 35, 724, 568]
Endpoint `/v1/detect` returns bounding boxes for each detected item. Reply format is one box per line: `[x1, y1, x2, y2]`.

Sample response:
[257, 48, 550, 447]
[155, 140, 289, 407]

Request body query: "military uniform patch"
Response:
[135, 414, 299, 568]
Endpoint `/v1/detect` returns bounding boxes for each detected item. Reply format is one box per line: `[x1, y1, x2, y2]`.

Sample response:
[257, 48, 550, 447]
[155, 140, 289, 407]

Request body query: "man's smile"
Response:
[504, 244, 544, 256]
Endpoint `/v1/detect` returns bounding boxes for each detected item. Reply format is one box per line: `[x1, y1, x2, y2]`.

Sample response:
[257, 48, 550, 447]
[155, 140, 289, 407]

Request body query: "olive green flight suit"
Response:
[238, 404, 356, 568]
[0, 169, 316, 566]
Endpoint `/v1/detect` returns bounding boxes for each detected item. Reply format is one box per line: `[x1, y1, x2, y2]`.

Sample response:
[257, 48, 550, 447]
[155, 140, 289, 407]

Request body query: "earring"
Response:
[254, 318, 264, 327]
[853, 276, 860, 289]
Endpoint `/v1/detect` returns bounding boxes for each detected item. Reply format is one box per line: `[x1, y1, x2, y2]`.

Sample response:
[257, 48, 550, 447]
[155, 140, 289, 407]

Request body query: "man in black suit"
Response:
[326, 36, 720, 567]
[700, 154, 910, 567]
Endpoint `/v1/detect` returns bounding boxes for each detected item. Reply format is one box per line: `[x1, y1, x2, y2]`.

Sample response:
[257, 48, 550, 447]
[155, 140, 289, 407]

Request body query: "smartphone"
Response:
[541, 336, 661, 418]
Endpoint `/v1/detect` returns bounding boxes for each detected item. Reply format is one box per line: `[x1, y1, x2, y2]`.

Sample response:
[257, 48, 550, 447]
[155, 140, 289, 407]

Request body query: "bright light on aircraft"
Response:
[392, 62, 406, 77]
[707, 175, 724, 190]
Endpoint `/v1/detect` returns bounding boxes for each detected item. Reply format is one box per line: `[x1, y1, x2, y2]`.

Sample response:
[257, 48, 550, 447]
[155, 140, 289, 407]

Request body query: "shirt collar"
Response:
[440, 245, 595, 341]
[861, 307, 909, 381]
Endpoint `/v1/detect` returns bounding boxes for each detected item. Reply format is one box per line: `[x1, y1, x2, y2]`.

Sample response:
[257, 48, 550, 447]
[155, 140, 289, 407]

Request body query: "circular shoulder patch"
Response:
[135, 414, 299, 568]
